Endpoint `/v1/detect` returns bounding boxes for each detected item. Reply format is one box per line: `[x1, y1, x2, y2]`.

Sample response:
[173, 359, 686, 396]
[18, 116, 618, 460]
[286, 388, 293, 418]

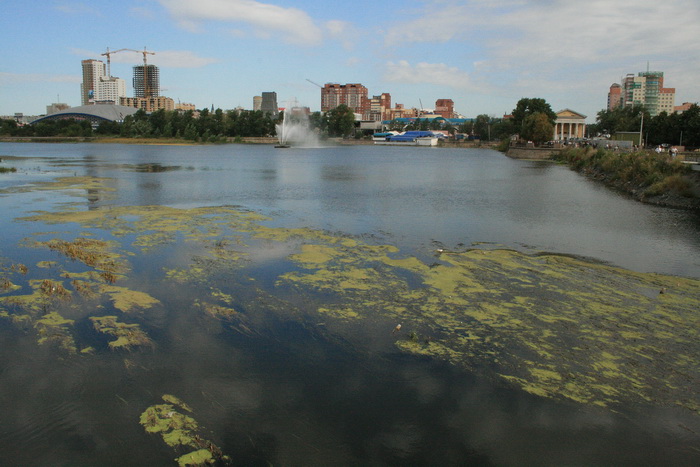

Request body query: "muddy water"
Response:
[0, 142, 699, 466]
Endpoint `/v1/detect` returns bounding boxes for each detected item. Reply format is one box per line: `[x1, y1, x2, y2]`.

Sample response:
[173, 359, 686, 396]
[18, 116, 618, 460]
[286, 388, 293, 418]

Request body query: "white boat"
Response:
[374, 131, 439, 146]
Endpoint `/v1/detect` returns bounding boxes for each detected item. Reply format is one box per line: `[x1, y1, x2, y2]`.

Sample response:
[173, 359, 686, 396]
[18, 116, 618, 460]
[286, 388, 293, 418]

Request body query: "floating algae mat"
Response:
[140, 394, 230, 466]
[3, 175, 700, 418]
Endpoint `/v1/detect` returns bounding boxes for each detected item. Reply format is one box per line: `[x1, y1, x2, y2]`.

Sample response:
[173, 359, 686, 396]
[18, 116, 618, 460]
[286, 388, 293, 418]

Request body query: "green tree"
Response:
[592, 104, 647, 136]
[308, 111, 327, 135]
[326, 104, 355, 137]
[678, 104, 700, 147]
[473, 114, 492, 139]
[520, 112, 554, 144]
[511, 98, 557, 128]
[0, 118, 19, 135]
[491, 118, 516, 140]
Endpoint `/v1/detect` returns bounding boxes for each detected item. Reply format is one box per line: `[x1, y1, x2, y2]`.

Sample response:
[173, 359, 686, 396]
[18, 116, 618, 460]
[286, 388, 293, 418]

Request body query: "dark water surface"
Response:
[1, 143, 699, 466]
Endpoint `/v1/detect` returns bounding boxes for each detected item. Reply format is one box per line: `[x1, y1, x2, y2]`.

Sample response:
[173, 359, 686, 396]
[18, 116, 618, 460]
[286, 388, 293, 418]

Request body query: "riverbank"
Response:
[553, 147, 700, 210]
[0, 135, 501, 148]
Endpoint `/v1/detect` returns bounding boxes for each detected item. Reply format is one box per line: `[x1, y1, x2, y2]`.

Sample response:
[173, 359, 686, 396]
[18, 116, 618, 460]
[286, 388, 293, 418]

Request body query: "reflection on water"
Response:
[0, 142, 699, 466]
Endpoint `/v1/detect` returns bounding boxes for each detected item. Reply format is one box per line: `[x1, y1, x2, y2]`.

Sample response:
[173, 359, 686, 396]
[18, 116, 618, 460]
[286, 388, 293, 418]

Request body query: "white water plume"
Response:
[275, 99, 321, 147]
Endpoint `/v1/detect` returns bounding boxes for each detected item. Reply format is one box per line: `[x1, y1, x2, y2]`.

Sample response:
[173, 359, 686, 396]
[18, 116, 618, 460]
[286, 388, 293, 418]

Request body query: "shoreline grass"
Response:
[552, 147, 698, 203]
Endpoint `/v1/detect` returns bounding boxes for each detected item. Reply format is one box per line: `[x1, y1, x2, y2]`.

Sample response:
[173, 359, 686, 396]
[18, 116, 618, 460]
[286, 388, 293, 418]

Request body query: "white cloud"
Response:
[0, 72, 81, 85]
[151, 50, 219, 68]
[325, 20, 357, 51]
[53, 1, 101, 16]
[384, 60, 474, 89]
[380, 0, 700, 115]
[158, 0, 324, 46]
[69, 48, 217, 68]
[384, 5, 472, 47]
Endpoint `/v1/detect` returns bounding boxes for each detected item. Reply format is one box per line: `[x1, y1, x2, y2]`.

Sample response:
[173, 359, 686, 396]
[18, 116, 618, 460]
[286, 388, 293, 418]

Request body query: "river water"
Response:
[0, 143, 699, 466]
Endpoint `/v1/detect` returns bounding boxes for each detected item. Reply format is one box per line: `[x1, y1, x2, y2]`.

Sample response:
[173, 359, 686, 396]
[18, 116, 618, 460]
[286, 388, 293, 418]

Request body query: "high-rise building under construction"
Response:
[133, 64, 160, 99]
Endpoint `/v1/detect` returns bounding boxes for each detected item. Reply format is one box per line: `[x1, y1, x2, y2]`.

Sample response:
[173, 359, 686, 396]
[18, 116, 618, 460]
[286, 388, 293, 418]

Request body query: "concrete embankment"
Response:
[505, 147, 562, 159]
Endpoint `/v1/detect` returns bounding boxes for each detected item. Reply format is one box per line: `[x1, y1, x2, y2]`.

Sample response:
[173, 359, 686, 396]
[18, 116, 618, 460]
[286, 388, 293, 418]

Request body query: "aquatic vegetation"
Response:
[90, 315, 152, 350]
[0, 277, 21, 294]
[98, 285, 160, 314]
[0, 175, 116, 198]
[35, 310, 77, 353]
[140, 394, 229, 466]
[7, 178, 700, 413]
[36, 237, 127, 275]
[280, 242, 700, 411]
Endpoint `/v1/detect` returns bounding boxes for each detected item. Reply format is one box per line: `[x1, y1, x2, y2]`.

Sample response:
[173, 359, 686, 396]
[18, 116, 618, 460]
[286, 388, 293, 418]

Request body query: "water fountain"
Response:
[275, 99, 320, 148]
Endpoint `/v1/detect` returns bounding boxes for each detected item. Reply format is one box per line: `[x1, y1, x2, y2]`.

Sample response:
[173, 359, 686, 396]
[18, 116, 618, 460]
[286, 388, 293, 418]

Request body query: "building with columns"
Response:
[553, 109, 587, 140]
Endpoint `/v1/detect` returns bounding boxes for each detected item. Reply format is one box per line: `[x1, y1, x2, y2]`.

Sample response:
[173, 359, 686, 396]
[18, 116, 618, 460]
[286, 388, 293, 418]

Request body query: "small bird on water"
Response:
[392, 324, 402, 334]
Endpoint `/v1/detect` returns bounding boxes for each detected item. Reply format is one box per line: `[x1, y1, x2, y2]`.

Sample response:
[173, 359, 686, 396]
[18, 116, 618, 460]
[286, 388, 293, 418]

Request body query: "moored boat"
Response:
[374, 130, 439, 146]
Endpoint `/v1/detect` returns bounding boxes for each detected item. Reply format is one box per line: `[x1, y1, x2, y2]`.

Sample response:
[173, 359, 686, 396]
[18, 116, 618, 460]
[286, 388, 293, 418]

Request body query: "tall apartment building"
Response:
[261, 92, 278, 115]
[367, 93, 391, 121]
[607, 83, 623, 111]
[619, 71, 675, 116]
[81, 59, 106, 105]
[97, 76, 126, 104]
[435, 99, 455, 118]
[321, 83, 369, 116]
[133, 64, 160, 99]
[81, 59, 127, 105]
[253, 95, 263, 111]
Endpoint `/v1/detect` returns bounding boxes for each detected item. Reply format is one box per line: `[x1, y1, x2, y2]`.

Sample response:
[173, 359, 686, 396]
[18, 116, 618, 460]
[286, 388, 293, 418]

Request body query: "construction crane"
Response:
[101, 47, 132, 78]
[134, 47, 156, 98]
[306, 79, 323, 88]
[100, 47, 156, 97]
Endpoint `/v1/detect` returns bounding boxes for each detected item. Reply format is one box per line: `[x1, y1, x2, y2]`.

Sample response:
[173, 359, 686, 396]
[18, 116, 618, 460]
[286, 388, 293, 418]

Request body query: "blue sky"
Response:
[1, 0, 699, 121]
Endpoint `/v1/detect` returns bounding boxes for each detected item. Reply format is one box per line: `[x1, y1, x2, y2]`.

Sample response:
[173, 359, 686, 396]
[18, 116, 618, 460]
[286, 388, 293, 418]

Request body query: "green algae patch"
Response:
[176, 448, 215, 467]
[162, 395, 194, 412]
[140, 395, 228, 466]
[2, 176, 116, 198]
[279, 242, 700, 411]
[90, 315, 152, 350]
[35, 237, 128, 275]
[22, 199, 256, 255]
[9, 183, 700, 414]
[0, 278, 21, 294]
[35, 311, 77, 353]
[98, 285, 160, 313]
[198, 301, 238, 318]
[318, 306, 361, 320]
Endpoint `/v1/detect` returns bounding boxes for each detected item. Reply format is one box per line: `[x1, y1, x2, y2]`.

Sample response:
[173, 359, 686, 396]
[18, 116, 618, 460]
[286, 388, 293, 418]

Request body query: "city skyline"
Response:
[1, 0, 699, 120]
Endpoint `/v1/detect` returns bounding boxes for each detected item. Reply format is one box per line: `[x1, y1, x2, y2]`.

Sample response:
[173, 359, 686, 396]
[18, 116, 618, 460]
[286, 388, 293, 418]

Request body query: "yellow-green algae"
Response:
[90, 315, 152, 349]
[35, 311, 77, 353]
[98, 285, 160, 313]
[279, 240, 700, 411]
[140, 394, 228, 466]
[21, 204, 268, 253]
[8, 189, 700, 413]
[34, 237, 128, 276]
[0, 175, 116, 197]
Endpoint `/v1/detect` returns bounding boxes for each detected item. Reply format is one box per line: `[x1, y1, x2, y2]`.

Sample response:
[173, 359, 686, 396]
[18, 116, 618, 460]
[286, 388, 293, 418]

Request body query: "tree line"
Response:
[1, 100, 697, 148]
[589, 104, 700, 148]
[0, 105, 358, 142]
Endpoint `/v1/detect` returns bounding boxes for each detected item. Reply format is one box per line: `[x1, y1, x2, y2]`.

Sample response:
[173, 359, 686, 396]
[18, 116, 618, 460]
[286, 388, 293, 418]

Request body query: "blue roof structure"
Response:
[381, 117, 474, 125]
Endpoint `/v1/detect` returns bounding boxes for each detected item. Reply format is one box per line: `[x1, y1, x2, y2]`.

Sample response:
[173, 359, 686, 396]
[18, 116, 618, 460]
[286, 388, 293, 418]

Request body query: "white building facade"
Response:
[81, 59, 105, 105]
[97, 77, 127, 105]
